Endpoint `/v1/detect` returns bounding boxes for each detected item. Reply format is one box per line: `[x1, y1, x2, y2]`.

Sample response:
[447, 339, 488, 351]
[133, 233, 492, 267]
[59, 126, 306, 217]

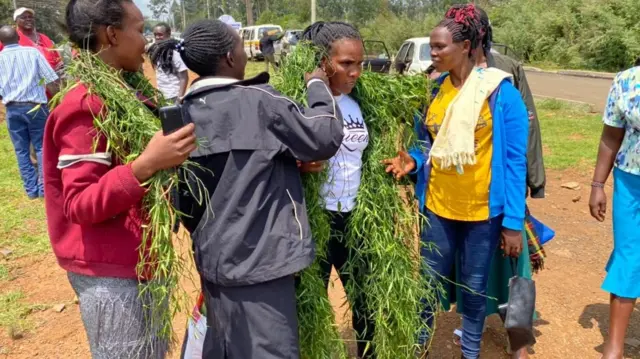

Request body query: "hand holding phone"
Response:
[159, 104, 192, 135]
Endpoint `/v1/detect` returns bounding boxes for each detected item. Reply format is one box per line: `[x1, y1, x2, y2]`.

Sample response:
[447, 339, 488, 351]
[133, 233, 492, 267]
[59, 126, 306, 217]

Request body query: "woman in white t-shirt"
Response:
[149, 23, 189, 103]
[299, 22, 374, 359]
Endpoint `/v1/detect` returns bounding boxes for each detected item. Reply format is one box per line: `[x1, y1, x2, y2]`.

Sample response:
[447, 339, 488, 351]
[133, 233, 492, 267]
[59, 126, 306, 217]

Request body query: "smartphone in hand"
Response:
[159, 105, 191, 135]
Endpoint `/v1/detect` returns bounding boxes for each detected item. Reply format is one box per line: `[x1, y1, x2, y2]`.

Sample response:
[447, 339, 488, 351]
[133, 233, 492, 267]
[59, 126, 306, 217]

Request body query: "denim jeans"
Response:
[419, 209, 502, 359]
[5, 103, 48, 198]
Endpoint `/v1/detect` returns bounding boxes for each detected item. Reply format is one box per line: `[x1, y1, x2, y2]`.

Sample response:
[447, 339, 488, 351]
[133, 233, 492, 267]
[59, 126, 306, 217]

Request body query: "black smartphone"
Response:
[159, 105, 188, 135]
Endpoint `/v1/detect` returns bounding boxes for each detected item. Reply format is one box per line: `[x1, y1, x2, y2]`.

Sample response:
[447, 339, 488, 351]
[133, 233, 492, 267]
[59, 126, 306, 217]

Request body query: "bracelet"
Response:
[591, 181, 605, 188]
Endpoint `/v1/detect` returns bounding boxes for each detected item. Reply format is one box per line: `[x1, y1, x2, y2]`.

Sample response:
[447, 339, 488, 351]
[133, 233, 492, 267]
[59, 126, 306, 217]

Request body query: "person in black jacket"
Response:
[260, 29, 278, 72]
[153, 20, 343, 359]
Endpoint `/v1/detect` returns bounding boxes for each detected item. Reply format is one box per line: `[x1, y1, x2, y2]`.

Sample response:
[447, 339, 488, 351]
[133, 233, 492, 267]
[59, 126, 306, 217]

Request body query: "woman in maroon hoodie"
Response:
[43, 0, 196, 358]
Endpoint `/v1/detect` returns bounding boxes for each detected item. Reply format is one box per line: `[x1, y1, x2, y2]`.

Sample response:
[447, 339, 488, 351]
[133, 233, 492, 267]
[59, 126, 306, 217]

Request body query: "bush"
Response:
[491, 0, 640, 71]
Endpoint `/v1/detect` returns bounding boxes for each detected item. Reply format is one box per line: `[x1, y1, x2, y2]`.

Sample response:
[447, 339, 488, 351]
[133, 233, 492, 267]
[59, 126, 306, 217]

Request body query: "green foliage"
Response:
[360, 11, 440, 52]
[491, 0, 640, 71]
[149, 0, 172, 20]
[271, 45, 348, 359]
[272, 44, 439, 358]
[0, 0, 12, 25]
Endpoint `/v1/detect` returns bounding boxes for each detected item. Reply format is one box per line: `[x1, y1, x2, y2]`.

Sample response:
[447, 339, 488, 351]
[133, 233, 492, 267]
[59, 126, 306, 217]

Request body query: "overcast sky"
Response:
[134, 0, 152, 16]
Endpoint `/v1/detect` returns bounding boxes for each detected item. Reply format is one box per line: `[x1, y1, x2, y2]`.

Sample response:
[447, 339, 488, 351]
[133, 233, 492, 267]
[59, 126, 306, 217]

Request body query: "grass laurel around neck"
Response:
[50, 51, 207, 341]
[272, 45, 441, 358]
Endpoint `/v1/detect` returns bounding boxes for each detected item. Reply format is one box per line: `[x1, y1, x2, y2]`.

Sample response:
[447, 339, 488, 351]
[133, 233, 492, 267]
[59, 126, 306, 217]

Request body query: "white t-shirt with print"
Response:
[322, 94, 369, 212]
[156, 50, 188, 99]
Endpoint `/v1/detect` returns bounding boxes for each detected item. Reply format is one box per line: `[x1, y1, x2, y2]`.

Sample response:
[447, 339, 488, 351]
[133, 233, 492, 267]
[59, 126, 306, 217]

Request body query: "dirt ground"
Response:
[0, 65, 638, 359]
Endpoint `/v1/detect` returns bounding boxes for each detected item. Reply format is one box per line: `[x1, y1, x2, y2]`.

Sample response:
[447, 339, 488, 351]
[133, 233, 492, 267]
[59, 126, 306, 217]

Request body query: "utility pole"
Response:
[311, 0, 316, 23]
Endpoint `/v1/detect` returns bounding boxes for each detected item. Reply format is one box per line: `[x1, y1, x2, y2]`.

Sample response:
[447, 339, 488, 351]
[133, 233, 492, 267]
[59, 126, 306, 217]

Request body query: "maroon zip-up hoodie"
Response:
[43, 85, 149, 279]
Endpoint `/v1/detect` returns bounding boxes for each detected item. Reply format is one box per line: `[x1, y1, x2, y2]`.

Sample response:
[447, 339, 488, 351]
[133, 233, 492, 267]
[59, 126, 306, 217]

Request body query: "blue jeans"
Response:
[419, 209, 502, 359]
[6, 103, 48, 198]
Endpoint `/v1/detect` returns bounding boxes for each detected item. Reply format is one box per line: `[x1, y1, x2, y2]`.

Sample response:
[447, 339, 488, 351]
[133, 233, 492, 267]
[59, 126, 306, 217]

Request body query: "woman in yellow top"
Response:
[384, 4, 529, 359]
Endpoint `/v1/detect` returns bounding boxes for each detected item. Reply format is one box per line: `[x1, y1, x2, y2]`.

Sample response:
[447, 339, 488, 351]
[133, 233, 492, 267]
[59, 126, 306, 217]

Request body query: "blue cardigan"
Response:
[409, 76, 529, 231]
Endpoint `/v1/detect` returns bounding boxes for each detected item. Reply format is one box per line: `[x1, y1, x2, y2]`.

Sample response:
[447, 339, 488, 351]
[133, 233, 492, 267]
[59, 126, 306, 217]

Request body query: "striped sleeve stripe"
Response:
[57, 153, 112, 169]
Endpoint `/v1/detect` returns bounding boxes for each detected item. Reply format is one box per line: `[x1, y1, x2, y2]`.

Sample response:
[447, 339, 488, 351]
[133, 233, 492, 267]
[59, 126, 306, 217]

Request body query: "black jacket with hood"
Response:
[178, 73, 343, 287]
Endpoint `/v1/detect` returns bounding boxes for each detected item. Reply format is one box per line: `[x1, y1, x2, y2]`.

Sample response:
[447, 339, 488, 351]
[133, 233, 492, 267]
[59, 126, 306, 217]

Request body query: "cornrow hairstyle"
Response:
[476, 7, 493, 55]
[438, 3, 482, 58]
[149, 39, 180, 75]
[300, 21, 362, 60]
[152, 19, 236, 77]
[64, 0, 132, 51]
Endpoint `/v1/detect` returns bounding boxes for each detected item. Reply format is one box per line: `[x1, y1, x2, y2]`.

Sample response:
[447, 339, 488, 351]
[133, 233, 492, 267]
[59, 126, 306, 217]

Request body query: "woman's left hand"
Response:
[501, 228, 522, 258]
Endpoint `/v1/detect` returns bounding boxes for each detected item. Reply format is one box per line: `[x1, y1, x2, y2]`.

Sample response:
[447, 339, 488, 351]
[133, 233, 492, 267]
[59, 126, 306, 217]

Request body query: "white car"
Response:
[393, 37, 432, 75]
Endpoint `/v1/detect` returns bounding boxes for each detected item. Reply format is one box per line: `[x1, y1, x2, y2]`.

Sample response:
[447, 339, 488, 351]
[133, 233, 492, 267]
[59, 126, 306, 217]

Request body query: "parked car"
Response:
[393, 37, 432, 75]
[274, 30, 303, 64]
[363, 40, 392, 73]
[239, 24, 283, 60]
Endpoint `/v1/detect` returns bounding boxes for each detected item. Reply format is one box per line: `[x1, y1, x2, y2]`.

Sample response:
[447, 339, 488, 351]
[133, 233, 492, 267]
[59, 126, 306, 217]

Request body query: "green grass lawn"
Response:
[536, 98, 602, 170]
[0, 125, 49, 259]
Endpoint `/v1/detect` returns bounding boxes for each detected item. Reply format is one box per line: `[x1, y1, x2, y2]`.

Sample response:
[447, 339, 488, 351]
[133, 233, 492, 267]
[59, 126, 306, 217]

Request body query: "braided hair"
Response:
[476, 7, 493, 55]
[438, 4, 483, 58]
[64, 0, 132, 51]
[149, 39, 180, 75]
[300, 21, 362, 58]
[152, 19, 236, 77]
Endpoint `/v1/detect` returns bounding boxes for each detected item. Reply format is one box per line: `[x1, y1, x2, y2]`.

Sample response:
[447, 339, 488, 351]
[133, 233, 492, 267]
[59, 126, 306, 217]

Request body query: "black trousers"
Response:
[319, 211, 376, 359]
[201, 276, 300, 359]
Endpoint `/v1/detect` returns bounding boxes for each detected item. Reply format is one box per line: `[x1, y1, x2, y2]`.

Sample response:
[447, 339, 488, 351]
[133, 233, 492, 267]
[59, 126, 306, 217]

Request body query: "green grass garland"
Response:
[271, 46, 349, 359]
[50, 51, 203, 341]
[272, 45, 441, 358]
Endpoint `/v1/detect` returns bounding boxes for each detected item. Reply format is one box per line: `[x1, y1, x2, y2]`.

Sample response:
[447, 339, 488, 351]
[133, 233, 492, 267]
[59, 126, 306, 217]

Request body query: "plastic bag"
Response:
[180, 293, 207, 359]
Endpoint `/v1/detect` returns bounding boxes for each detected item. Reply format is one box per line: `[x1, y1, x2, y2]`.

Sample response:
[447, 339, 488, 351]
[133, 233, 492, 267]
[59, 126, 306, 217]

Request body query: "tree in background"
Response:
[149, 0, 172, 20]
[0, 0, 12, 25]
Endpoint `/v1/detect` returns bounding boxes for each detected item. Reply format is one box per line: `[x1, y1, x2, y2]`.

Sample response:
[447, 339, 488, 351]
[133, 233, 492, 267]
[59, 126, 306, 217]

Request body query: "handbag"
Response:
[497, 259, 537, 352]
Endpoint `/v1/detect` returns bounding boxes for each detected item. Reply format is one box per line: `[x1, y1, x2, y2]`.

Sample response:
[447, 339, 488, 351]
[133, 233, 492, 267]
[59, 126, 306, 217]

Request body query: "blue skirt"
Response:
[602, 167, 640, 299]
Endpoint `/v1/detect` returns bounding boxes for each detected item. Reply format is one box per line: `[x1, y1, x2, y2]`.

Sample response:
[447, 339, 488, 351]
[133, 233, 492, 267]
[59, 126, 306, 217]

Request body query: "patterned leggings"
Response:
[67, 272, 168, 359]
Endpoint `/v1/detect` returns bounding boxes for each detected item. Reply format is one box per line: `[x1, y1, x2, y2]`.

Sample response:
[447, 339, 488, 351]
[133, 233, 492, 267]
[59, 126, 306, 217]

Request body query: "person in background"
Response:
[44, 0, 196, 358]
[149, 23, 188, 103]
[589, 64, 640, 359]
[383, 4, 529, 359]
[260, 29, 278, 72]
[444, 7, 547, 359]
[0, 26, 58, 200]
[0, 8, 63, 72]
[1, 8, 65, 166]
[154, 19, 343, 358]
[298, 21, 376, 358]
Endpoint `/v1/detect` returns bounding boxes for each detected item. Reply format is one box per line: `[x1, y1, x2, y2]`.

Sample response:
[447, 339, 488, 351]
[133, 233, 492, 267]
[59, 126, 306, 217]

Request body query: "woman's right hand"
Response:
[382, 151, 416, 180]
[589, 186, 607, 222]
[132, 123, 197, 182]
[305, 68, 329, 86]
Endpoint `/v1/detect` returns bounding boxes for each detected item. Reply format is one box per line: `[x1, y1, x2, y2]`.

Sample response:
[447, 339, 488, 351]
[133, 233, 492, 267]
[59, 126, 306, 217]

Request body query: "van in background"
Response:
[239, 24, 283, 60]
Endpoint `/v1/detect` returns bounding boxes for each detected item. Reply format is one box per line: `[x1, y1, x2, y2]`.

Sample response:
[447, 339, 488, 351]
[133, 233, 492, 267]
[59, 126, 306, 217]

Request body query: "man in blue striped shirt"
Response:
[0, 26, 58, 199]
